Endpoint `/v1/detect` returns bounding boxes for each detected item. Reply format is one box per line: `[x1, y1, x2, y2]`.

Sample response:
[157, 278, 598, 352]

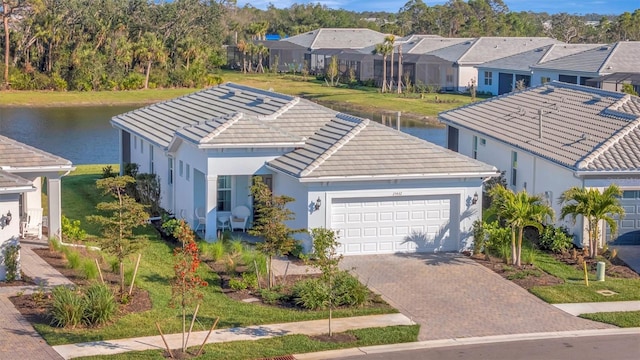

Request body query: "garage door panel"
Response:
[332, 195, 460, 255]
[610, 192, 639, 244]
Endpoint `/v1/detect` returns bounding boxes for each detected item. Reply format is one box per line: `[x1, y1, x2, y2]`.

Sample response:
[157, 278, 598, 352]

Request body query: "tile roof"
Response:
[112, 83, 336, 150]
[479, 44, 601, 72]
[405, 37, 474, 54]
[268, 114, 497, 180]
[439, 82, 640, 173]
[0, 170, 34, 192]
[455, 37, 562, 65]
[0, 134, 73, 170]
[282, 28, 387, 50]
[533, 41, 640, 73]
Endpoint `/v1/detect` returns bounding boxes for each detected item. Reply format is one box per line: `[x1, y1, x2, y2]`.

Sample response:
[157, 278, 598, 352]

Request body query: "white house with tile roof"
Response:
[477, 44, 601, 95]
[530, 41, 640, 88]
[439, 81, 640, 245]
[111, 83, 498, 255]
[0, 136, 74, 280]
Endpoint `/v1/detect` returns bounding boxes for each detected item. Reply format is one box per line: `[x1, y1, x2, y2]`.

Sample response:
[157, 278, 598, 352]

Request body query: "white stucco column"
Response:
[205, 175, 218, 242]
[47, 177, 62, 240]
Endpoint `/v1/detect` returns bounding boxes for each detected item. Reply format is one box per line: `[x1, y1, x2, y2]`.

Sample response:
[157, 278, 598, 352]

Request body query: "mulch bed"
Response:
[470, 250, 639, 290]
[0, 273, 36, 287]
[10, 246, 152, 328]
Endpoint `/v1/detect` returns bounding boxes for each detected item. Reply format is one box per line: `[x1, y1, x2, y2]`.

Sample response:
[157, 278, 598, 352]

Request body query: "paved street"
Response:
[340, 253, 613, 341]
[332, 332, 640, 360]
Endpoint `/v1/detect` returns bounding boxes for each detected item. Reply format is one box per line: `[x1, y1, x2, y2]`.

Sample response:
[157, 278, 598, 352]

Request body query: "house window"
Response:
[186, 164, 190, 181]
[472, 136, 478, 159]
[480, 138, 486, 146]
[541, 76, 551, 84]
[217, 176, 232, 211]
[168, 158, 174, 185]
[622, 190, 638, 199]
[133, 136, 137, 149]
[511, 151, 518, 187]
[447, 126, 459, 152]
[484, 71, 492, 86]
[179, 160, 184, 177]
[149, 145, 154, 174]
[141, 139, 144, 153]
[558, 74, 577, 84]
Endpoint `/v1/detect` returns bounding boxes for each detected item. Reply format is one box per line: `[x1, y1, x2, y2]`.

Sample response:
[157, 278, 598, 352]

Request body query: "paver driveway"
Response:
[340, 253, 614, 341]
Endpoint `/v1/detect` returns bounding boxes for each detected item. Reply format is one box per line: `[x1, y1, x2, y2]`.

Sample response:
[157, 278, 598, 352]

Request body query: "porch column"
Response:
[205, 175, 218, 242]
[47, 177, 62, 240]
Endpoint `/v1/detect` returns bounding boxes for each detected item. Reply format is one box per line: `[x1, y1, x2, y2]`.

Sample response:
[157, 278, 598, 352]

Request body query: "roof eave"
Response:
[575, 170, 640, 177]
[1, 165, 75, 173]
[296, 171, 500, 183]
[197, 142, 305, 149]
[0, 185, 36, 194]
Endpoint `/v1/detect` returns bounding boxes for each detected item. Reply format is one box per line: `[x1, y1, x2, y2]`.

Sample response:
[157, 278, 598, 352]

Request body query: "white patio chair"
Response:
[21, 208, 43, 239]
[194, 207, 206, 233]
[230, 205, 250, 232]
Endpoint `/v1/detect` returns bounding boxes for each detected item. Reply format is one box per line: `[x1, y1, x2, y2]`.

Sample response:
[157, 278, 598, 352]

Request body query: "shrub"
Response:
[160, 217, 181, 239]
[483, 221, 511, 260]
[50, 286, 85, 328]
[289, 241, 304, 259]
[259, 288, 284, 305]
[471, 220, 486, 255]
[539, 225, 574, 254]
[333, 271, 368, 307]
[292, 278, 329, 310]
[61, 216, 87, 243]
[241, 272, 258, 289]
[83, 283, 116, 326]
[3, 244, 21, 282]
[101, 165, 117, 179]
[228, 277, 247, 291]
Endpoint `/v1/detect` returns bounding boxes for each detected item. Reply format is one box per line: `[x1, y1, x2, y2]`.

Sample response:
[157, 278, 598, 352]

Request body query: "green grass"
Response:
[0, 70, 478, 119]
[74, 325, 419, 360]
[42, 165, 398, 346]
[580, 311, 640, 328]
[529, 253, 640, 303]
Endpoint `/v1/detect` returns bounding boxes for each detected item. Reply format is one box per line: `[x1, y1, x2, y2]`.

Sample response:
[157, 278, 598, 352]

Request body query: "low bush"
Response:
[50, 286, 85, 328]
[293, 272, 370, 310]
[292, 278, 329, 310]
[61, 216, 88, 243]
[241, 272, 258, 289]
[260, 288, 285, 305]
[334, 271, 369, 307]
[3, 244, 21, 282]
[229, 277, 247, 291]
[539, 225, 574, 254]
[83, 283, 116, 326]
[201, 241, 225, 262]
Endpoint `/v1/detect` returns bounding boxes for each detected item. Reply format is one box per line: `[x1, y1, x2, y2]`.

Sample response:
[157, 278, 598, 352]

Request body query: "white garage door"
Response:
[331, 195, 459, 255]
[611, 190, 640, 244]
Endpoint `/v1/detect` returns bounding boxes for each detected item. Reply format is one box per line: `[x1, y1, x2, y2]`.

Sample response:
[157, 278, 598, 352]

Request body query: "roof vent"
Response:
[581, 133, 590, 141]
[599, 46, 610, 50]
[257, 96, 271, 104]
[230, 89, 241, 96]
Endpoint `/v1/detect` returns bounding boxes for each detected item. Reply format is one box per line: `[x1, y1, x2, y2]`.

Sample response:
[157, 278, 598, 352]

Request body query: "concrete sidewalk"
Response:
[52, 313, 414, 359]
[554, 301, 640, 316]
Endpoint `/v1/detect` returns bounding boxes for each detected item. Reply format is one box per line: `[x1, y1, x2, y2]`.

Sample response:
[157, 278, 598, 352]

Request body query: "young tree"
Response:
[87, 176, 149, 295]
[305, 228, 342, 336]
[325, 55, 339, 87]
[249, 177, 301, 288]
[384, 34, 396, 90]
[170, 220, 207, 353]
[490, 186, 554, 266]
[373, 42, 392, 93]
[560, 185, 625, 258]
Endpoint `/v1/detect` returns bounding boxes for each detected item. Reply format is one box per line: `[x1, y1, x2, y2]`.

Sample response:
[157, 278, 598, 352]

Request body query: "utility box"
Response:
[596, 261, 606, 281]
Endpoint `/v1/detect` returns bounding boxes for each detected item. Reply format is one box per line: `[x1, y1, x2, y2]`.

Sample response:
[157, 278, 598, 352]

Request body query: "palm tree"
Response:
[490, 186, 554, 267]
[384, 35, 396, 90]
[135, 33, 166, 89]
[373, 42, 392, 93]
[236, 40, 248, 73]
[559, 185, 625, 258]
[255, 44, 268, 73]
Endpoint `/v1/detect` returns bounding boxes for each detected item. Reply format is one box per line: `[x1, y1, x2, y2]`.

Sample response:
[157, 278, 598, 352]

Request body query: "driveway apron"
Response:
[340, 254, 614, 341]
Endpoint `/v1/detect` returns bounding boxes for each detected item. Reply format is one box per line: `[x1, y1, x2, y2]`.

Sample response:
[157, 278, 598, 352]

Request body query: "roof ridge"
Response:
[456, 37, 479, 62]
[309, 29, 323, 49]
[603, 94, 639, 120]
[257, 97, 301, 120]
[300, 116, 370, 177]
[199, 113, 243, 144]
[598, 41, 621, 73]
[225, 82, 295, 101]
[577, 109, 640, 169]
[538, 44, 559, 63]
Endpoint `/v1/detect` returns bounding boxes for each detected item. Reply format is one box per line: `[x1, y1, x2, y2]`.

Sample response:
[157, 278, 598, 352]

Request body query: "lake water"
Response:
[0, 105, 446, 165]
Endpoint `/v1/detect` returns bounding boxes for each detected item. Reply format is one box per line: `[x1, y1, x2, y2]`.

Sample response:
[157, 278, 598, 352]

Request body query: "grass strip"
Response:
[579, 311, 640, 328]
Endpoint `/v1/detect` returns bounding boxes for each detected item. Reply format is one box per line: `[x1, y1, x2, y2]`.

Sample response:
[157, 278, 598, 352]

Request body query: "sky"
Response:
[235, 0, 639, 15]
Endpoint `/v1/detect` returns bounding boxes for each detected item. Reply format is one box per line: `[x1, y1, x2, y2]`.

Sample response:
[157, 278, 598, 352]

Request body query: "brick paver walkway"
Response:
[341, 253, 614, 341]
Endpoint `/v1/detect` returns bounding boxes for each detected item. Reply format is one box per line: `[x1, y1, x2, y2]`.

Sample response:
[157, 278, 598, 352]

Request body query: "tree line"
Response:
[1, 0, 638, 91]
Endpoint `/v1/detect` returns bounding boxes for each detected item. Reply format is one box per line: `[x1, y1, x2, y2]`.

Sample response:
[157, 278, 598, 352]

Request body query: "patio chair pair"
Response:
[193, 205, 250, 233]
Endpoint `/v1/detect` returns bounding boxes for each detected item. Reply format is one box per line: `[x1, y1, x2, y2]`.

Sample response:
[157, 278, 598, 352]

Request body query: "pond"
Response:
[0, 104, 446, 165]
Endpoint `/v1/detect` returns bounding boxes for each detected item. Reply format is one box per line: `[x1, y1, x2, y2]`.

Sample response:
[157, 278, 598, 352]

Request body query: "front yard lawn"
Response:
[33, 165, 400, 346]
[74, 325, 420, 360]
[580, 311, 640, 328]
[529, 253, 640, 304]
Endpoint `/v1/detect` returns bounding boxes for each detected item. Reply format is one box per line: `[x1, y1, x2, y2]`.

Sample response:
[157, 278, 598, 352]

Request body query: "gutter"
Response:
[1, 165, 76, 173]
[0, 185, 36, 194]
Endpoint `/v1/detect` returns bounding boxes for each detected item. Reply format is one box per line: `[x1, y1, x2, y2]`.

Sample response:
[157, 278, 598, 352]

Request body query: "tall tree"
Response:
[559, 185, 625, 258]
[135, 32, 166, 89]
[384, 34, 396, 90]
[490, 186, 554, 267]
[373, 42, 392, 93]
[1, 0, 29, 89]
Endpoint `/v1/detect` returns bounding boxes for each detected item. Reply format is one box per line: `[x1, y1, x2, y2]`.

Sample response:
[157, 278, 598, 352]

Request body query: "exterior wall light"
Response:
[2, 210, 11, 228]
[472, 193, 479, 205]
[314, 197, 322, 211]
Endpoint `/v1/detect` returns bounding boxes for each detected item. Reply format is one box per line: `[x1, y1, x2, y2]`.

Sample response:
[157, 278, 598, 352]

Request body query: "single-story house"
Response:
[586, 72, 640, 94]
[0, 135, 74, 280]
[530, 41, 640, 87]
[439, 81, 640, 245]
[477, 44, 600, 95]
[111, 83, 498, 255]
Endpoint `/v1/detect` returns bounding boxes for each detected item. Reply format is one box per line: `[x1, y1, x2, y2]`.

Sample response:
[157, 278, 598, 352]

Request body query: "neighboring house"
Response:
[111, 83, 498, 255]
[530, 41, 640, 87]
[586, 72, 640, 94]
[283, 28, 387, 50]
[439, 81, 640, 245]
[226, 40, 308, 73]
[0, 135, 74, 280]
[477, 44, 600, 95]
